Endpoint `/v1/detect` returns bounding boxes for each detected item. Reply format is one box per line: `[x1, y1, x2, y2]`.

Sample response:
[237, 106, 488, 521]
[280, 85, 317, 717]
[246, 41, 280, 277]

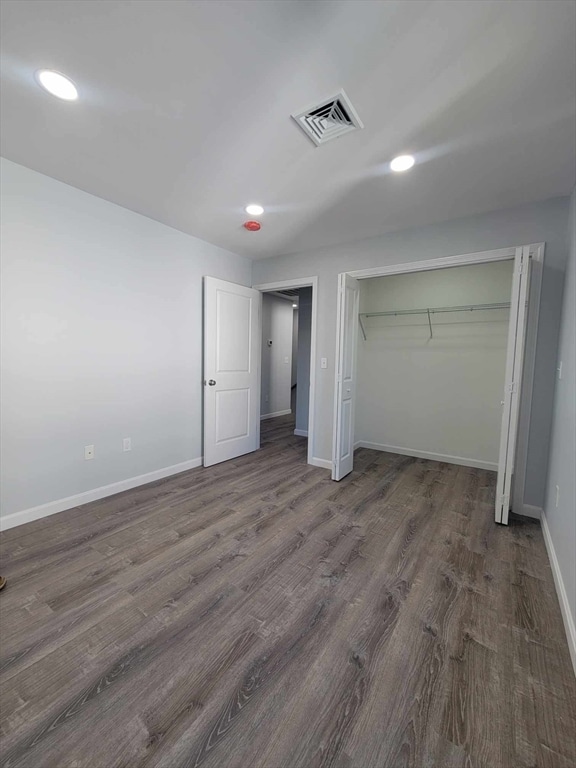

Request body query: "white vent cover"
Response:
[292, 90, 363, 146]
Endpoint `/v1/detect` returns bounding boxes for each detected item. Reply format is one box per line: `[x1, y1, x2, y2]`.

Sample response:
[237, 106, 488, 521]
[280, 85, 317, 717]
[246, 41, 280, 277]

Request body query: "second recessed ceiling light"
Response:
[390, 155, 415, 172]
[245, 204, 264, 216]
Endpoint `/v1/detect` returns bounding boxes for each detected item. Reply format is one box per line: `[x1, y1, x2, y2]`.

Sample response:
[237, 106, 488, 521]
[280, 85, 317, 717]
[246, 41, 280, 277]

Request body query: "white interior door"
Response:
[203, 277, 261, 467]
[332, 273, 360, 480]
[495, 246, 532, 524]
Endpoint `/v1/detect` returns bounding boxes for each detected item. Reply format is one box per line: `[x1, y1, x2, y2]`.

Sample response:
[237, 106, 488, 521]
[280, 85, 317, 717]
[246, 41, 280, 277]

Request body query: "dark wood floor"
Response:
[1, 415, 574, 768]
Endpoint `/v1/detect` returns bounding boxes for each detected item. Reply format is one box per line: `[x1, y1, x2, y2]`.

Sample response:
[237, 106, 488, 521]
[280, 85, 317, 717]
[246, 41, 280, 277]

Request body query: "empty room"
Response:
[1, 1, 575, 766]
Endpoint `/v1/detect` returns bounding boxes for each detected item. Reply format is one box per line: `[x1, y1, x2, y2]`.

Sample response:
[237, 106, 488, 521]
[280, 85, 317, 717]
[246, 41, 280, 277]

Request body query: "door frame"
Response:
[252, 276, 318, 467]
[333, 243, 544, 518]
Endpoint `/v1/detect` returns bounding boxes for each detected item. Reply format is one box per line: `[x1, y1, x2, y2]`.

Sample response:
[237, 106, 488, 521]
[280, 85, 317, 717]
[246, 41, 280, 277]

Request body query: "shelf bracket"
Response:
[427, 308, 433, 339]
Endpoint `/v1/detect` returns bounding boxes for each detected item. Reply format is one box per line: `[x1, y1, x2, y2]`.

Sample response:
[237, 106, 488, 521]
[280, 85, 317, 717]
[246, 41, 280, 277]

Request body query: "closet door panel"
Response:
[495, 246, 531, 524]
[332, 273, 359, 480]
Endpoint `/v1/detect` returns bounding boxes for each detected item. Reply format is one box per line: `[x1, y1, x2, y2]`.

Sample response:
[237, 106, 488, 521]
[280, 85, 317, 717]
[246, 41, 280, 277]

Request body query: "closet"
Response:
[354, 260, 514, 472]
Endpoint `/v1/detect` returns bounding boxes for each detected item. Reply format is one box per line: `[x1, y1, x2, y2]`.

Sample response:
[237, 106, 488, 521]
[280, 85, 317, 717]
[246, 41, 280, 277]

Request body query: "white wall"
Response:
[0, 159, 251, 524]
[260, 294, 293, 418]
[543, 187, 576, 670]
[295, 287, 312, 433]
[252, 196, 570, 506]
[356, 261, 513, 468]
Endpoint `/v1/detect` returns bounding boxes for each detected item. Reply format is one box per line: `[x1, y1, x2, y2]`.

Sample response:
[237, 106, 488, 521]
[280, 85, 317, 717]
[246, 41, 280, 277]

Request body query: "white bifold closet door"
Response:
[331, 249, 532, 527]
[332, 273, 360, 481]
[203, 277, 261, 467]
[495, 246, 532, 524]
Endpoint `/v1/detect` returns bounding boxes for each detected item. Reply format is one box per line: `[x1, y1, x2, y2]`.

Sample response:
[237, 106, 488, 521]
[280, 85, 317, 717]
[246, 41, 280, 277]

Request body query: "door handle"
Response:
[208, 379, 216, 386]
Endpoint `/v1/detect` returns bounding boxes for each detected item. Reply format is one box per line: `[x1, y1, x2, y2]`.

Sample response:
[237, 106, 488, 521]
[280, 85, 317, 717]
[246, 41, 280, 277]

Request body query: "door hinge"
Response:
[505, 381, 517, 394]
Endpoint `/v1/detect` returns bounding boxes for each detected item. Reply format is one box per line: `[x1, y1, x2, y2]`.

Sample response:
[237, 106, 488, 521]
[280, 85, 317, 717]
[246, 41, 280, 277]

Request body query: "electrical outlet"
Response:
[321, 357, 327, 369]
[555, 485, 560, 508]
[123, 437, 132, 452]
[284, 356, 289, 364]
[85, 445, 95, 460]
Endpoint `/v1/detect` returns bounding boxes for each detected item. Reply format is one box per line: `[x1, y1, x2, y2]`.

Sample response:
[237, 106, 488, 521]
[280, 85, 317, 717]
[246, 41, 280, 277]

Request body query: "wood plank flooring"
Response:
[1, 414, 574, 768]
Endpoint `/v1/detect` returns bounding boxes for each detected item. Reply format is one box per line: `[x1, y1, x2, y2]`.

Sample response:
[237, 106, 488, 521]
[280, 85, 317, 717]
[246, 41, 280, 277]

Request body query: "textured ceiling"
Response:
[1, 0, 575, 259]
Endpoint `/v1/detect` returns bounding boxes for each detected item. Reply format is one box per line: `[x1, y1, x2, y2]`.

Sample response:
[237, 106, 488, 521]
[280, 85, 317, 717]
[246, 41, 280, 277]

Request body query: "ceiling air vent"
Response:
[292, 90, 363, 146]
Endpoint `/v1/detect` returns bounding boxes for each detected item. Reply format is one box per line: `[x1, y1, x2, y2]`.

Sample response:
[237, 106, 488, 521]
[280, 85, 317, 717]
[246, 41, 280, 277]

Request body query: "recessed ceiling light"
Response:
[36, 70, 78, 101]
[245, 204, 264, 216]
[390, 154, 415, 172]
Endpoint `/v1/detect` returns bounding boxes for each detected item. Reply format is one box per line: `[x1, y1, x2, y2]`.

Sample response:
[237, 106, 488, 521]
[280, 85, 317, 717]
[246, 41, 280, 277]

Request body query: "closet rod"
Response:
[358, 301, 511, 340]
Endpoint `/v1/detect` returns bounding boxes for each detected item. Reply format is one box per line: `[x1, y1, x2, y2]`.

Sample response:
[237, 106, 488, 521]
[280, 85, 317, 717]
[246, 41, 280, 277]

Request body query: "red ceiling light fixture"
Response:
[244, 220, 261, 231]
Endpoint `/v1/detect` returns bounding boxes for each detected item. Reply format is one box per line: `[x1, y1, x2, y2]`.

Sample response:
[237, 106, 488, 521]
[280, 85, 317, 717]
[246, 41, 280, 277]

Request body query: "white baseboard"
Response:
[541, 512, 576, 676]
[356, 441, 498, 471]
[294, 429, 308, 437]
[520, 504, 542, 520]
[310, 457, 332, 471]
[260, 409, 292, 420]
[0, 458, 203, 532]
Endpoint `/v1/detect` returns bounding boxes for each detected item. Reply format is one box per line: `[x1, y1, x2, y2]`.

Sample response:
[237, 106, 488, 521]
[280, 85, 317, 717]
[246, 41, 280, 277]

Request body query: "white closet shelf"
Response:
[358, 301, 511, 340]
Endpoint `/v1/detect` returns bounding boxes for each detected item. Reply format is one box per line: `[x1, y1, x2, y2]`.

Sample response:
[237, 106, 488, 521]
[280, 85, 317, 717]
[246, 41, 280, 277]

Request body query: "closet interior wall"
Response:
[295, 287, 312, 435]
[260, 294, 294, 419]
[355, 260, 514, 470]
